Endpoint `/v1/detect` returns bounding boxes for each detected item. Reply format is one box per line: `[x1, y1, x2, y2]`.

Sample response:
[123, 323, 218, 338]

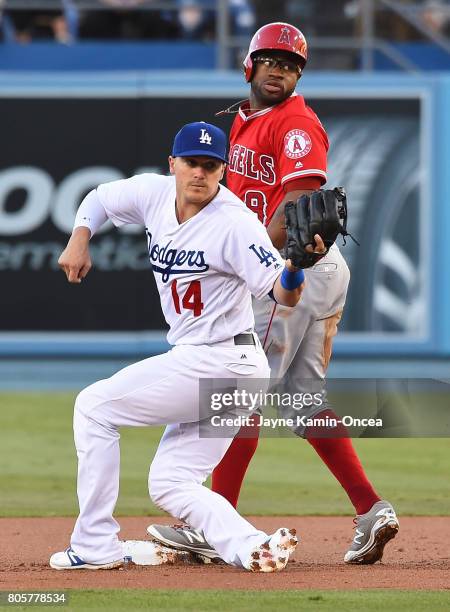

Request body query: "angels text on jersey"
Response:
[228, 145, 276, 185]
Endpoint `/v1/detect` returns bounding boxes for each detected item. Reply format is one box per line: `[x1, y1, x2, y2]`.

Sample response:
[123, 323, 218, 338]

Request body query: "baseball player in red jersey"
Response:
[148, 23, 399, 565]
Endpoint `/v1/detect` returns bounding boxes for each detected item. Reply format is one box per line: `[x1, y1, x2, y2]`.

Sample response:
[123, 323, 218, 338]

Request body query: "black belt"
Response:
[234, 333, 256, 346]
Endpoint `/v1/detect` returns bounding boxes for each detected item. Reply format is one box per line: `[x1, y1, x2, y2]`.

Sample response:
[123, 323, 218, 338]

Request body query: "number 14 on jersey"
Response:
[171, 279, 204, 317]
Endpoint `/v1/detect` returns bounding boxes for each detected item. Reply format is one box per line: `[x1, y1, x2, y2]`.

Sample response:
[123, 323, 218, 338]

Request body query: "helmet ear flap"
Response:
[243, 54, 254, 82]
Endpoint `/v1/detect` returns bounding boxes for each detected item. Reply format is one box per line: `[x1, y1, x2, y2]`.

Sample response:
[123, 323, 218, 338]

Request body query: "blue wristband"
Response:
[280, 267, 305, 290]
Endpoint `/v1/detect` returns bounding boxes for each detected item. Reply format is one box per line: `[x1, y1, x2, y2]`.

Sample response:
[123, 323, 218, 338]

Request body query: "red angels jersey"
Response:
[227, 93, 329, 227]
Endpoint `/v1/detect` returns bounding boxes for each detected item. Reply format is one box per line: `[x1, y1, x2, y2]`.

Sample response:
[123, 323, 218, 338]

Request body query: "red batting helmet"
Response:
[243, 22, 308, 82]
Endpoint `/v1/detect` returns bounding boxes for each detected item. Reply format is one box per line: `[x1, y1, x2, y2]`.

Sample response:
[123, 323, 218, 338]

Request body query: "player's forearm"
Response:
[267, 204, 288, 249]
[68, 226, 92, 246]
[272, 263, 305, 307]
[267, 189, 314, 249]
[57, 188, 107, 283]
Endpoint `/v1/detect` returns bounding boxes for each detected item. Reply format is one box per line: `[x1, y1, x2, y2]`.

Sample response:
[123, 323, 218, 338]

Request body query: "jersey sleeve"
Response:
[273, 115, 328, 189]
[224, 211, 285, 299]
[96, 174, 152, 227]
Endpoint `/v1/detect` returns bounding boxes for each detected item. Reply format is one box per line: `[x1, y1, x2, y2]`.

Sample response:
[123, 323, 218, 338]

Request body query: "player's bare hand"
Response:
[58, 227, 92, 284]
[305, 234, 327, 255]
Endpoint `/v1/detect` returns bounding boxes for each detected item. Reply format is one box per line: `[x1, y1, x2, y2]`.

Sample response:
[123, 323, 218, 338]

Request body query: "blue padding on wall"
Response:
[435, 75, 450, 352]
[0, 41, 216, 71]
[374, 42, 450, 71]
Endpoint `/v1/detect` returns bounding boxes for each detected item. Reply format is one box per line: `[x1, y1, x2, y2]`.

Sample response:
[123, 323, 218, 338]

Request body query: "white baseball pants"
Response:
[70, 339, 272, 566]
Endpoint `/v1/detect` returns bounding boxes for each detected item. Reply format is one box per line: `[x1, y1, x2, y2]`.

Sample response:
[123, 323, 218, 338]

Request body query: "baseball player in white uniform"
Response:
[49, 121, 317, 573]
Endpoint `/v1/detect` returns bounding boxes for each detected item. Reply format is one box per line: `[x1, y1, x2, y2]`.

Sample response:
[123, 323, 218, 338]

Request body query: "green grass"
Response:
[7, 590, 450, 611]
[0, 393, 449, 517]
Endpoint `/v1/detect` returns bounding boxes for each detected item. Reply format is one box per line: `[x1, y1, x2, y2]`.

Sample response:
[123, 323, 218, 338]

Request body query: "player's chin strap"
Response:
[215, 99, 261, 116]
[334, 187, 360, 247]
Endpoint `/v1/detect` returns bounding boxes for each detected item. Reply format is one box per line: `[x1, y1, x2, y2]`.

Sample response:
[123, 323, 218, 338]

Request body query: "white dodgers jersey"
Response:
[96, 174, 284, 344]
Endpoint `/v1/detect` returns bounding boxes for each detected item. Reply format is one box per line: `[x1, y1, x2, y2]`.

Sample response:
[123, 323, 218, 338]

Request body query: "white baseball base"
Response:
[121, 540, 212, 566]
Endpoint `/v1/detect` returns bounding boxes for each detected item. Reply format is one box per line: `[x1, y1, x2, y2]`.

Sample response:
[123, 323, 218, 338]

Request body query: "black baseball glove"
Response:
[284, 187, 350, 269]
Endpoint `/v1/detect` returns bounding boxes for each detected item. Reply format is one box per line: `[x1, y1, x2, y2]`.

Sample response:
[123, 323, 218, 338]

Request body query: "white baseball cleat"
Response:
[49, 547, 124, 570]
[344, 500, 399, 564]
[242, 527, 298, 573]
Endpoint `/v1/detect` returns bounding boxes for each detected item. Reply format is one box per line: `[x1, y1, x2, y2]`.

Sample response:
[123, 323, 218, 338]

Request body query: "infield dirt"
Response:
[1, 516, 449, 590]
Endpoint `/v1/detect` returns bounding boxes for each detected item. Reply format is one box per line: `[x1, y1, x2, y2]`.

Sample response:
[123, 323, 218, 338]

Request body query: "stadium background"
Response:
[1, 1, 450, 389]
[0, 0, 450, 387]
[0, 2, 449, 609]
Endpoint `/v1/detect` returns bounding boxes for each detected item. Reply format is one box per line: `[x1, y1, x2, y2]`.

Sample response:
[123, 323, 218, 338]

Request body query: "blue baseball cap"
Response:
[172, 121, 228, 163]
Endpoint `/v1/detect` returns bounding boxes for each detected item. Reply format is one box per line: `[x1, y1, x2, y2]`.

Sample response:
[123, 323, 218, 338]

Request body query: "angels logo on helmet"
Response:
[277, 26, 292, 46]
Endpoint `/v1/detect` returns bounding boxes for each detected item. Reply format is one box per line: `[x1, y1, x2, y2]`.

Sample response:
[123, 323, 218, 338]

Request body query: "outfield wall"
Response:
[1, 71, 450, 358]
